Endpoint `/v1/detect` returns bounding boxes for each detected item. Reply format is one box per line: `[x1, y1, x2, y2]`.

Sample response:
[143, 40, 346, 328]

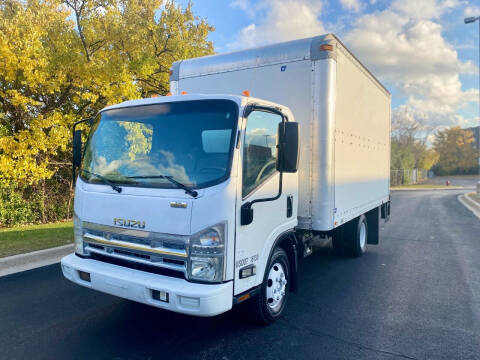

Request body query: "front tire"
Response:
[252, 247, 290, 324]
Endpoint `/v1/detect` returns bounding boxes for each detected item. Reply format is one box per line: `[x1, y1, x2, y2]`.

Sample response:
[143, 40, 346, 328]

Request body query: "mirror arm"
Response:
[241, 137, 285, 226]
[240, 171, 283, 226]
[245, 170, 283, 209]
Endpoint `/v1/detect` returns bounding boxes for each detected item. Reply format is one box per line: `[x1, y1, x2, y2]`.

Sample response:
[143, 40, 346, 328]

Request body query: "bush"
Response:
[0, 186, 35, 226]
[0, 173, 73, 227]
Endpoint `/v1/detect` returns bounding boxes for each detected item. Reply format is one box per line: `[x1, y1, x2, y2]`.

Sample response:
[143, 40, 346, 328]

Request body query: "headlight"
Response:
[73, 212, 87, 256]
[188, 222, 226, 282]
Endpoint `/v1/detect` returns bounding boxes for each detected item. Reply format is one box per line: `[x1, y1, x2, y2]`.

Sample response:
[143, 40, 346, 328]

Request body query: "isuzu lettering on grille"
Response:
[113, 218, 146, 229]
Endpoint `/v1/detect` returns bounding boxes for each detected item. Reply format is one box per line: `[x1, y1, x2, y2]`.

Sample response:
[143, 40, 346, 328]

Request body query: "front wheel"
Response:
[252, 247, 290, 324]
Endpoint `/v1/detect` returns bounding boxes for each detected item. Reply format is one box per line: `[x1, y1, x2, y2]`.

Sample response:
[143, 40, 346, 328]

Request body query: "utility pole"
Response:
[464, 15, 480, 193]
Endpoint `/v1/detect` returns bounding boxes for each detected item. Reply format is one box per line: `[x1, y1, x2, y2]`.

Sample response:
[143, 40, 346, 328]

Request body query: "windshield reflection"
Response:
[81, 100, 238, 189]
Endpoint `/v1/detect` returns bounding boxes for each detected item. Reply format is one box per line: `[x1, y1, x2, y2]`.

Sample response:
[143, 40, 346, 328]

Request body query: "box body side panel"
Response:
[333, 48, 391, 226]
[175, 48, 391, 232]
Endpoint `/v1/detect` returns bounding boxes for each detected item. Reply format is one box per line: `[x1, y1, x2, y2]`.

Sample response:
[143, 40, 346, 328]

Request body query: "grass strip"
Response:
[0, 221, 73, 258]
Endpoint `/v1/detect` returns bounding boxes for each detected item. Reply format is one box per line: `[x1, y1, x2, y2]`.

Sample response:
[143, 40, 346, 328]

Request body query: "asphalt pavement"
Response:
[1, 190, 480, 360]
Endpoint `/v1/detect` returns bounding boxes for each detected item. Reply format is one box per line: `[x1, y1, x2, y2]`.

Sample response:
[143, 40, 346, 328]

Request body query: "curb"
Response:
[458, 193, 480, 220]
[0, 244, 74, 277]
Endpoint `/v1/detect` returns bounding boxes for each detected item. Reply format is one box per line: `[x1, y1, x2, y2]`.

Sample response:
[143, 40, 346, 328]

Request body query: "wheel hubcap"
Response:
[359, 222, 366, 249]
[266, 262, 287, 312]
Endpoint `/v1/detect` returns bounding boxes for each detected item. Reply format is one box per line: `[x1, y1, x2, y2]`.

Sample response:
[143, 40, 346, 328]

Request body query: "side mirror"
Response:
[72, 117, 93, 183]
[277, 122, 299, 173]
[73, 129, 83, 168]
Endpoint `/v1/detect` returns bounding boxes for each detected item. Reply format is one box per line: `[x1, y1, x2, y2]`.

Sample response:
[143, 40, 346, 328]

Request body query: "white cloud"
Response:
[226, 0, 478, 130]
[230, 0, 256, 18]
[464, 5, 480, 17]
[454, 42, 475, 50]
[391, 0, 460, 20]
[228, 0, 325, 50]
[340, 0, 364, 13]
[392, 105, 476, 145]
[344, 0, 477, 129]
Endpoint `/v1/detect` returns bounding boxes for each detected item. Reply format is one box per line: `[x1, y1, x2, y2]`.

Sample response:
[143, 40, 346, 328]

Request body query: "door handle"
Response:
[287, 195, 293, 218]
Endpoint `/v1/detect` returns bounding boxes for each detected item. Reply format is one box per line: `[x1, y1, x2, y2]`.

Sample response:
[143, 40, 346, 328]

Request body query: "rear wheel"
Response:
[252, 247, 290, 324]
[346, 215, 368, 257]
[332, 215, 368, 257]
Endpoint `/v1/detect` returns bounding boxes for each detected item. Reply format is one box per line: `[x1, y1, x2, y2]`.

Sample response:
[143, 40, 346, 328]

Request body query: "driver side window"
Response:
[242, 110, 282, 197]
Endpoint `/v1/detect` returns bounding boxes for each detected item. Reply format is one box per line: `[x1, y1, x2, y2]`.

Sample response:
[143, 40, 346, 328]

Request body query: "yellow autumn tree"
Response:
[0, 0, 213, 224]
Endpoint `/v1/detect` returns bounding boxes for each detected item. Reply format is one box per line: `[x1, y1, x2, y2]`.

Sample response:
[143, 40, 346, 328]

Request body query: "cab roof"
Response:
[100, 93, 290, 115]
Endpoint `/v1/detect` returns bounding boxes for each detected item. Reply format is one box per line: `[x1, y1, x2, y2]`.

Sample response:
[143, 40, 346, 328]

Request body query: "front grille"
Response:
[163, 258, 184, 266]
[113, 248, 150, 260]
[82, 222, 188, 277]
[89, 243, 104, 251]
[89, 253, 185, 279]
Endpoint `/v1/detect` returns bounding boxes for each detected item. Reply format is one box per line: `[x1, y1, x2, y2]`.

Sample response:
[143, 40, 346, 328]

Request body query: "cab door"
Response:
[234, 107, 294, 295]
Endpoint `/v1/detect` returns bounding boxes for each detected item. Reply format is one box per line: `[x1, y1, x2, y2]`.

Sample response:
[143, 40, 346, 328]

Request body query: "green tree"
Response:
[391, 139, 415, 169]
[390, 108, 438, 171]
[412, 142, 439, 170]
[433, 127, 478, 175]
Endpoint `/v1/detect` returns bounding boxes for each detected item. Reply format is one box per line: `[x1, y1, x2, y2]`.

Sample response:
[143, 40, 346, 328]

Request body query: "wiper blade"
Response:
[127, 175, 198, 198]
[82, 169, 122, 193]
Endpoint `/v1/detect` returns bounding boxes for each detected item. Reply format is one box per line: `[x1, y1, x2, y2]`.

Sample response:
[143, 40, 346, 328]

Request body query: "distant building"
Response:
[465, 125, 480, 150]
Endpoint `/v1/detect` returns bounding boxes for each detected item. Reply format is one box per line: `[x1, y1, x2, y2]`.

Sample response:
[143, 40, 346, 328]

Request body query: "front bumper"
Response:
[61, 253, 233, 317]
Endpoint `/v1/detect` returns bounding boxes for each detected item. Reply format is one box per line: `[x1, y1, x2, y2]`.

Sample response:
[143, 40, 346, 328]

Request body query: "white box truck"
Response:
[61, 34, 391, 323]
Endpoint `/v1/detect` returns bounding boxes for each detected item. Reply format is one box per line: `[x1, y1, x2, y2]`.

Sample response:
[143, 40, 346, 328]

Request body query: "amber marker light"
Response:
[238, 293, 250, 302]
[242, 90, 251, 97]
[320, 44, 333, 51]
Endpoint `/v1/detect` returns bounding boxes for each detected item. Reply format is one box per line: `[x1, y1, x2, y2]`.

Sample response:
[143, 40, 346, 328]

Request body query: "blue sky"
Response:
[178, 0, 480, 134]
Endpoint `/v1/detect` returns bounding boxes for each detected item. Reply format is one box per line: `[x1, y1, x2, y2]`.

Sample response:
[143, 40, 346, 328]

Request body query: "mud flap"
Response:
[366, 206, 380, 245]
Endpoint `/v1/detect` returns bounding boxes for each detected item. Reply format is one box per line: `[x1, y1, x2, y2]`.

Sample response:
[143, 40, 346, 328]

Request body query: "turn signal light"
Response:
[242, 90, 250, 97]
[181, 91, 187, 95]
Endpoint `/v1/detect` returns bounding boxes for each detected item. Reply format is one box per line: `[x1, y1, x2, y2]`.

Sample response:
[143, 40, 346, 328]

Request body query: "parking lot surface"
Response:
[1, 190, 479, 359]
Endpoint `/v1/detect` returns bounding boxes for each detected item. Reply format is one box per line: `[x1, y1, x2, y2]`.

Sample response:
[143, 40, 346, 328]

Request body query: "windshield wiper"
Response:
[81, 169, 122, 193]
[127, 175, 198, 198]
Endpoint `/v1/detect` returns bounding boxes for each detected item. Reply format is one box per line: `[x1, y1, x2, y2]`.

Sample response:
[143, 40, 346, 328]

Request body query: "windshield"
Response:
[81, 100, 238, 189]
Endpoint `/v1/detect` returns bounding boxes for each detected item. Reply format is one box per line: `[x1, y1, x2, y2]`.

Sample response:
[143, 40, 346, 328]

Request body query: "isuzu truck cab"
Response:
[62, 34, 391, 323]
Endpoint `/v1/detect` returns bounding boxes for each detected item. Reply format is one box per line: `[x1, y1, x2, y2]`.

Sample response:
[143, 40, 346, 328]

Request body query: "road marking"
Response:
[458, 194, 480, 220]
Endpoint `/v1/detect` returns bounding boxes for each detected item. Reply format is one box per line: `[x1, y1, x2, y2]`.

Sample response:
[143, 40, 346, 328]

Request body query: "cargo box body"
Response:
[170, 33, 391, 232]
